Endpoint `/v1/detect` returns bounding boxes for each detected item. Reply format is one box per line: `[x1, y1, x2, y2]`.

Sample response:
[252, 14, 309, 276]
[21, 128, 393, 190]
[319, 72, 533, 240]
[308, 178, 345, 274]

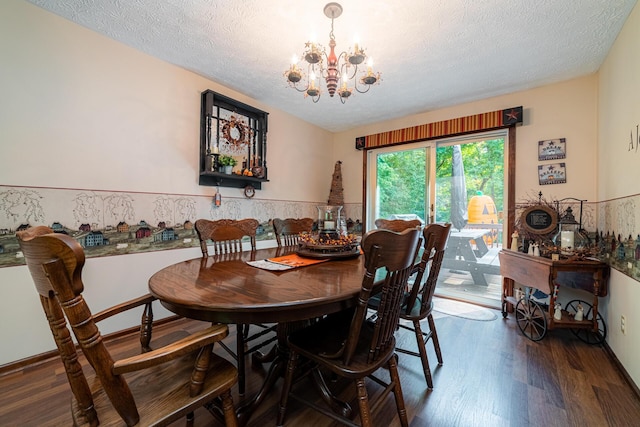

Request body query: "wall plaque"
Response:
[520, 204, 558, 235]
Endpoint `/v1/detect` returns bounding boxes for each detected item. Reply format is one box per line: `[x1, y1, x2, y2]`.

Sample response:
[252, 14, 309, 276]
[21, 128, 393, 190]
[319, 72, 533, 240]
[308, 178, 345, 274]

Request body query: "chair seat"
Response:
[288, 310, 396, 379]
[73, 352, 237, 426]
[403, 298, 431, 319]
[368, 292, 431, 319]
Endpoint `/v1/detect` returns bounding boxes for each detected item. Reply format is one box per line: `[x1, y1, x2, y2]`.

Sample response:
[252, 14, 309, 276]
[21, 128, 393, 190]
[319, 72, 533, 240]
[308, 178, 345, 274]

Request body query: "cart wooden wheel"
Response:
[515, 298, 547, 341]
[565, 299, 607, 345]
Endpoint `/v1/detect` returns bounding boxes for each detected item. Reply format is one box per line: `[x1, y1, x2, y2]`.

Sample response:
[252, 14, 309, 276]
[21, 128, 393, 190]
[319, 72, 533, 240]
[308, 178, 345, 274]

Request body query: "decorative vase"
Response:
[316, 205, 343, 240]
[223, 165, 233, 174]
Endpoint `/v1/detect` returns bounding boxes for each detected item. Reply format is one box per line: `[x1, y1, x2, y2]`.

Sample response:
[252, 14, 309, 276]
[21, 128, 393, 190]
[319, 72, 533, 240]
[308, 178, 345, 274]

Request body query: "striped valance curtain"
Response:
[355, 106, 523, 149]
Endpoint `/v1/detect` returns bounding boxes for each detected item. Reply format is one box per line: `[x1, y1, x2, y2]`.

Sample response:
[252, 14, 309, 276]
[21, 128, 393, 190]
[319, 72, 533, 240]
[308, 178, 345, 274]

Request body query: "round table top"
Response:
[148, 247, 365, 324]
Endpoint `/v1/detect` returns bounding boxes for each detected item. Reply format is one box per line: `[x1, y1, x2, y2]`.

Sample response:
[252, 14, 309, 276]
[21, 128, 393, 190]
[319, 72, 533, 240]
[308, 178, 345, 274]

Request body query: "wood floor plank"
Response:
[527, 383, 569, 427]
[508, 379, 529, 427]
[2, 309, 639, 426]
[593, 382, 640, 427]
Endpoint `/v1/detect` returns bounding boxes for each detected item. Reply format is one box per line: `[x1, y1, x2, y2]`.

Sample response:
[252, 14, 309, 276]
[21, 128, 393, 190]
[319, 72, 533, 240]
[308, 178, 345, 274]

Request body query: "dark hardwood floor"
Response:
[2, 309, 639, 427]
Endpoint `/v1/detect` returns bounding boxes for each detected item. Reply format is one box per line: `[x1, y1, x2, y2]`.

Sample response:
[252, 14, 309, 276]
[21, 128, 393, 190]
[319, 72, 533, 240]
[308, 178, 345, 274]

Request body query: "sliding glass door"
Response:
[366, 142, 433, 230]
[366, 130, 507, 307]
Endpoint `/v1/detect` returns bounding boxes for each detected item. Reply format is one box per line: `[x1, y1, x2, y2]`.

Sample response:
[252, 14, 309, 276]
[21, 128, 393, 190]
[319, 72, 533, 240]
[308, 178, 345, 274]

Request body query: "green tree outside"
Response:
[376, 148, 426, 221]
[435, 139, 504, 223]
[375, 139, 504, 224]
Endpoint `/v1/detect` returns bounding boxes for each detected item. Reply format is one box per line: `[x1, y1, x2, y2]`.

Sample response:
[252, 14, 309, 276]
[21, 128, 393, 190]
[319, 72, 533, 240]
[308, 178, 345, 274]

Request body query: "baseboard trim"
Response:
[0, 315, 181, 376]
[603, 340, 640, 400]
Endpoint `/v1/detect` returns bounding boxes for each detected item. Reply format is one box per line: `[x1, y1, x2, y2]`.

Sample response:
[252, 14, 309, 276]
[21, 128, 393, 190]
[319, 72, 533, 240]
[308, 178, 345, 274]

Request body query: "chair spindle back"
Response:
[195, 218, 258, 256]
[343, 228, 421, 365]
[272, 218, 314, 247]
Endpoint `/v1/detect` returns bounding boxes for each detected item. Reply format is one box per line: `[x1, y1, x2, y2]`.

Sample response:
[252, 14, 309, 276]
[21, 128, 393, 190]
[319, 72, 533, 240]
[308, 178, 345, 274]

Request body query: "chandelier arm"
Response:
[341, 62, 359, 81]
[289, 84, 311, 93]
[354, 86, 372, 94]
[353, 78, 373, 94]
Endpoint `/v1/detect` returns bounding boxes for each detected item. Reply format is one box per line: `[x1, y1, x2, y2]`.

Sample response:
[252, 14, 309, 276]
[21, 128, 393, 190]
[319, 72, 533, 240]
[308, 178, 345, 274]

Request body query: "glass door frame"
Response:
[364, 129, 510, 238]
[365, 141, 436, 231]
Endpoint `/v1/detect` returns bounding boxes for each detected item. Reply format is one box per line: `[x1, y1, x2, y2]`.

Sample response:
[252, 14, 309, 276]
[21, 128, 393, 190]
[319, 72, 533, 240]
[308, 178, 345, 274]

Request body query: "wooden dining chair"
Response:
[194, 218, 275, 395]
[374, 218, 423, 232]
[17, 226, 238, 427]
[397, 222, 451, 388]
[195, 218, 259, 256]
[272, 217, 314, 247]
[277, 228, 421, 427]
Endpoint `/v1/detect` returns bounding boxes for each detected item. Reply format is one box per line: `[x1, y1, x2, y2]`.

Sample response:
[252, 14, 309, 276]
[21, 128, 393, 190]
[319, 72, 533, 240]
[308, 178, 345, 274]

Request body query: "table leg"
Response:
[230, 320, 353, 426]
[311, 367, 352, 418]
[231, 324, 290, 426]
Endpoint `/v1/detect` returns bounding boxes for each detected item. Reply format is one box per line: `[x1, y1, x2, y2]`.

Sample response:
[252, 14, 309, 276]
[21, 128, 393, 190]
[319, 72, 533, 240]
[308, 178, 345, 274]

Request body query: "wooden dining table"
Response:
[148, 246, 366, 425]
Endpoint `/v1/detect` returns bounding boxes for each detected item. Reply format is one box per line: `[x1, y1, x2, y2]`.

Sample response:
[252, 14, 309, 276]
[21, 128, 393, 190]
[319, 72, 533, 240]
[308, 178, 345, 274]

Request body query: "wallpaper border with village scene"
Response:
[0, 185, 363, 268]
[0, 185, 638, 282]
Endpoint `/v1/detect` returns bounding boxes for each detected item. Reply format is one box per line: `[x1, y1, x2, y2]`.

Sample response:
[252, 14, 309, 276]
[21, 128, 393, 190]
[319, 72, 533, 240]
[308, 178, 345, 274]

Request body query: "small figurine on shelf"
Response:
[511, 231, 519, 251]
[533, 243, 540, 257]
[528, 241, 535, 256]
[554, 303, 562, 321]
[574, 303, 584, 321]
[514, 288, 524, 301]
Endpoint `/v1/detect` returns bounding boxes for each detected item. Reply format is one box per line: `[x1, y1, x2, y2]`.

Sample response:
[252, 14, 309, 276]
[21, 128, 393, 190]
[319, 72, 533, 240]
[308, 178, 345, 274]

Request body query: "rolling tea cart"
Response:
[499, 250, 610, 344]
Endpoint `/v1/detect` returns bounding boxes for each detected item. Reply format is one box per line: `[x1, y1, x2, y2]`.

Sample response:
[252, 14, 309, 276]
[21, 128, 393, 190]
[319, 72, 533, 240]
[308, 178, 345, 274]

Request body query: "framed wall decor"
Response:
[520, 204, 558, 235]
[538, 163, 567, 185]
[538, 138, 566, 161]
[199, 90, 269, 189]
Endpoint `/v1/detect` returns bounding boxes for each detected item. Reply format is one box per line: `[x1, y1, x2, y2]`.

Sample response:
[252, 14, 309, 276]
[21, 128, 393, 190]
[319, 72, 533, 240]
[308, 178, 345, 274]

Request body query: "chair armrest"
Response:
[93, 294, 156, 323]
[112, 323, 229, 375]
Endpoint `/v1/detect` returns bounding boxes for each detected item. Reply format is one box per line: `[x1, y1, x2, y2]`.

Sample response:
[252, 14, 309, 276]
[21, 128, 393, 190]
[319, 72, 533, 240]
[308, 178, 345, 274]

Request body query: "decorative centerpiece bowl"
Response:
[296, 232, 360, 259]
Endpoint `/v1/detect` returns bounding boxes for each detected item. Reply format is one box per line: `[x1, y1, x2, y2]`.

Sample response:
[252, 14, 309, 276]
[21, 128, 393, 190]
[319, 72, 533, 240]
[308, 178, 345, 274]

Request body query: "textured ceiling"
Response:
[27, 0, 637, 132]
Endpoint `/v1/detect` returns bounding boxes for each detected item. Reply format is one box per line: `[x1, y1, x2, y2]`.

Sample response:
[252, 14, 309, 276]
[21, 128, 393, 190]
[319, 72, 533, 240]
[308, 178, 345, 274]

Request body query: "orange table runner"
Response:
[247, 254, 329, 271]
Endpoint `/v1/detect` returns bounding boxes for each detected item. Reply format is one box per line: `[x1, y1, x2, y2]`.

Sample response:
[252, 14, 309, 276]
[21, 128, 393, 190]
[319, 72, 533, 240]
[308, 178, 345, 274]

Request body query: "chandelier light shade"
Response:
[284, 2, 381, 103]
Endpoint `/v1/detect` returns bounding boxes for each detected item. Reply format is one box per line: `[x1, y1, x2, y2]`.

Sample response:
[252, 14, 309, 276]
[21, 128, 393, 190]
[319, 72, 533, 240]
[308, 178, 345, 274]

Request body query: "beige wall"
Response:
[336, 75, 599, 209]
[0, 0, 333, 364]
[597, 2, 640, 387]
[0, 0, 333, 201]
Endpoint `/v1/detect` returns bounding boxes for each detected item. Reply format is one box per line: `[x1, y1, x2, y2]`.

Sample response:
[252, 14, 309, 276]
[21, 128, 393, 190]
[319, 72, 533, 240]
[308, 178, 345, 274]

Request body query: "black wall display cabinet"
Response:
[199, 90, 269, 189]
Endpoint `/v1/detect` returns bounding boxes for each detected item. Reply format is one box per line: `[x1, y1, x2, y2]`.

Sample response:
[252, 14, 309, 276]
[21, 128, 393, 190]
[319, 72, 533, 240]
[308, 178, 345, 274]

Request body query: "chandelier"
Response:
[284, 2, 381, 103]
